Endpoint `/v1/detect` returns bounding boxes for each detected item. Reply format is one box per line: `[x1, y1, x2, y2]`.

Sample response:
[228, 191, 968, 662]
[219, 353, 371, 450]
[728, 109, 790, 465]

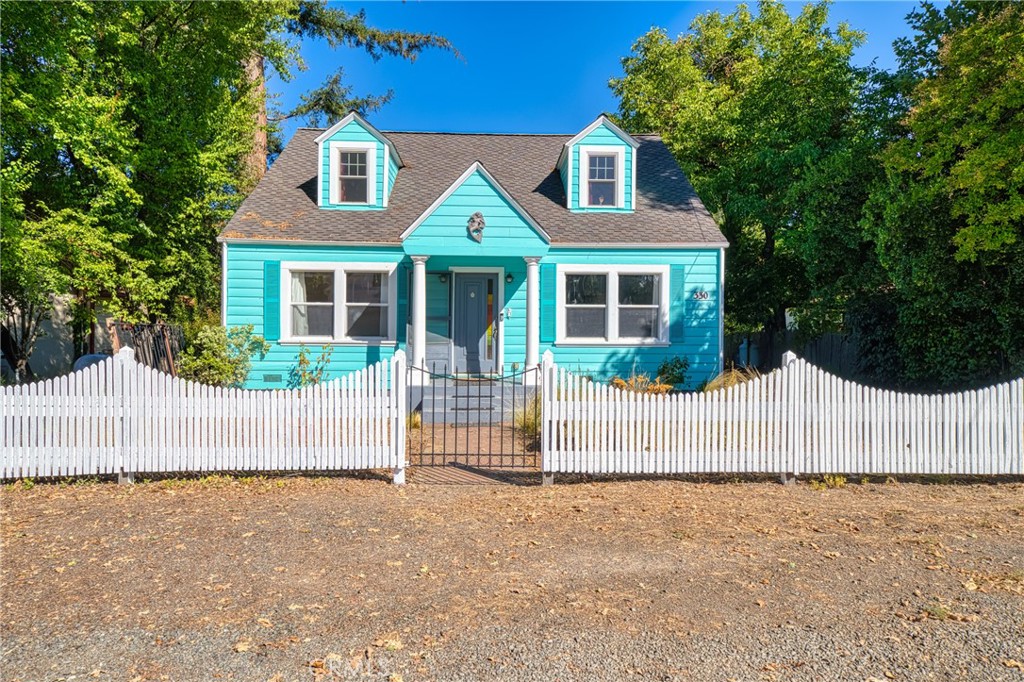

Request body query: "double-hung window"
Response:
[618, 274, 660, 339]
[290, 271, 334, 338]
[564, 274, 608, 339]
[328, 141, 377, 206]
[578, 146, 626, 209]
[587, 154, 616, 207]
[345, 272, 388, 338]
[558, 266, 669, 344]
[282, 263, 395, 343]
[339, 151, 368, 203]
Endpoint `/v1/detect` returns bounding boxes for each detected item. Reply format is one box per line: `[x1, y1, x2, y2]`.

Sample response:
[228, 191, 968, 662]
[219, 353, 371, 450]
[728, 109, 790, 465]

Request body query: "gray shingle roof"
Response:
[218, 129, 727, 246]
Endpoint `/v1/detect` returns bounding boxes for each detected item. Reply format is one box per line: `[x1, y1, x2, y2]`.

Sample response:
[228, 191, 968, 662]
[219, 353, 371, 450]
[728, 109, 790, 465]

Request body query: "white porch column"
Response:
[524, 257, 541, 377]
[411, 256, 429, 375]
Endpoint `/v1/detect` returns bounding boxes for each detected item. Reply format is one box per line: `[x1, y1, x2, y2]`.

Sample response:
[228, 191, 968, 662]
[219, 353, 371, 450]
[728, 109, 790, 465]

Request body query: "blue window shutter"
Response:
[669, 264, 686, 342]
[396, 264, 409, 343]
[263, 261, 281, 342]
[539, 263, 556, 344]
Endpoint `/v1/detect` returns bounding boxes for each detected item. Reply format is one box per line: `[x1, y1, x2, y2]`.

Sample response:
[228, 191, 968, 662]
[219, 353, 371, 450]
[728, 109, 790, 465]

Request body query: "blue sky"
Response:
[271, 1, 921, 138]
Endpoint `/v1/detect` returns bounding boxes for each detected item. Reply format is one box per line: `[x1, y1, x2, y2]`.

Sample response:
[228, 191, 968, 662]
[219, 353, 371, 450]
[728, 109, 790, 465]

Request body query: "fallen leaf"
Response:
[233, 638, 253, 653]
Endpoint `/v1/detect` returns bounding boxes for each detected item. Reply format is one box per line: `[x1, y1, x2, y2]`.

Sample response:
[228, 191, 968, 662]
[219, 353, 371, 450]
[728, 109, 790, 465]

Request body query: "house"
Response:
[218, 113, 726, 389]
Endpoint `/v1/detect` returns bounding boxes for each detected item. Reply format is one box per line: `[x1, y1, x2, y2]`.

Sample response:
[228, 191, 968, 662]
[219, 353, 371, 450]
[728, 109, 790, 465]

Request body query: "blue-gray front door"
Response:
[453, 273, 497, 374]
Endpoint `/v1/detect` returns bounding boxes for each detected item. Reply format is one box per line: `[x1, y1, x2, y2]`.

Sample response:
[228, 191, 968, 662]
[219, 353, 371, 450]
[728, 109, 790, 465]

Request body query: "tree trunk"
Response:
[241, 53, 267, 192]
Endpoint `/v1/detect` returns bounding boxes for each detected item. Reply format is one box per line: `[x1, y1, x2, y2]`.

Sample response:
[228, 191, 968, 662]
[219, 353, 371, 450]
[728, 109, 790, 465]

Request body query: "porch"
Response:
[406, 255, 541, 384]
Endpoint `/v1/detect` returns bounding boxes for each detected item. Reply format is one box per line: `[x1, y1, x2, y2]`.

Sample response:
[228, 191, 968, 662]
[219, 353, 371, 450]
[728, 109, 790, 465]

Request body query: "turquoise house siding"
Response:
[402, 168, 549, 257]
[387, 154, 400, 201]
[569, 123, 633, 212]
[319, 119, 386, 210]
[225, 243, 405, 388]
[556, 150, 568, 202]
[226, 244, 720, 389]
[540, 248, 721, 388]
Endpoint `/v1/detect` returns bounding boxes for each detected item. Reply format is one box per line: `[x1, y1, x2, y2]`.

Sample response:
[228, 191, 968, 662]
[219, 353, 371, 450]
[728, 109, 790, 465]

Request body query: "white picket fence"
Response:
[1, 348, 407, 481]
[4, 347, 1022, 483]
[540, 352, 1024, 477]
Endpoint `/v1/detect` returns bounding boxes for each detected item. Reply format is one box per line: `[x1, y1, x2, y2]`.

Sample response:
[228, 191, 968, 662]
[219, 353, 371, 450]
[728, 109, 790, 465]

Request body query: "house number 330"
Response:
[693, 290, 710, 300]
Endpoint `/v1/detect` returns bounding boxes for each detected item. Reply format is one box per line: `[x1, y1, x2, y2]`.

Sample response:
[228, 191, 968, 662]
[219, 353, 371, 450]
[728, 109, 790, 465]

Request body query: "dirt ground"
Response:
[1, 474, 1023, 681]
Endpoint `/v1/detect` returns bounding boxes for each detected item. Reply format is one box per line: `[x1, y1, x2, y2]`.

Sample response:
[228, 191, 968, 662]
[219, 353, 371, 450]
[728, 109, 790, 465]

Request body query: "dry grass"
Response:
[703, 365, 762, 392]
[610, 371, 674, 394]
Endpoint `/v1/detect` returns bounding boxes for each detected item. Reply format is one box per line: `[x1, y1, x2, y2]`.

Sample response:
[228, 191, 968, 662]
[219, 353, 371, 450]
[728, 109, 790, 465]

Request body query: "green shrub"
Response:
[657, 356, 689, 386]
[288, 344, 333, 388]
[809, 474, 847, 490]
[177, 324, 269, 387]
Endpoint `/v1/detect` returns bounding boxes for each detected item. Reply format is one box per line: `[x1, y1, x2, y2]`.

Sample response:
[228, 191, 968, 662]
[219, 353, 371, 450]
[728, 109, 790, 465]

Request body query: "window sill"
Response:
[554, 339, 670, 348]
[279, 338, 397, 347]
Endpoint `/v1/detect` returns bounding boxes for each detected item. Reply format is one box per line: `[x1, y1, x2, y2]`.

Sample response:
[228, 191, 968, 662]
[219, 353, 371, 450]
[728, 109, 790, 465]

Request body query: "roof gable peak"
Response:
[564, 115, 639, 149]
[314, 111, 403, 165]
[399, 161, 550, 243]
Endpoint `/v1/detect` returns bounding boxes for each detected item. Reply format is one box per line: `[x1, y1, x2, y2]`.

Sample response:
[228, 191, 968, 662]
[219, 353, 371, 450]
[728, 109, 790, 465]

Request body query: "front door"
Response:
[453, 273, 497, 374]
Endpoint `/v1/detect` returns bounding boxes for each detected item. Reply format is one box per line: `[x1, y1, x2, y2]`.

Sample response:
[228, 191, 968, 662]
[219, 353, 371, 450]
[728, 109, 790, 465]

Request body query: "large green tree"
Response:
[1, 1, 452, 380]
[862, 2, 1024, 385]
[612, 1, 867, 365]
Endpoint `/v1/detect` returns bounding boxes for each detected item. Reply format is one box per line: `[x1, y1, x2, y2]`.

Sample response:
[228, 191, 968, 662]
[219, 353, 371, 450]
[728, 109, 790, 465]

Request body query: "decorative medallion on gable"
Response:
[467, 212, 485, 242]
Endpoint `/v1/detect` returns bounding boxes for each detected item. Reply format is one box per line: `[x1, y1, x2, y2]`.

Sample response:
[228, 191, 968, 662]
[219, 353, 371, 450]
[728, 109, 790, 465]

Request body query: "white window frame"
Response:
[555, 264, 670, 346]
[578, 145, 626, 209]
[329, 140, 377, 206]
[280, 261, 398, 345]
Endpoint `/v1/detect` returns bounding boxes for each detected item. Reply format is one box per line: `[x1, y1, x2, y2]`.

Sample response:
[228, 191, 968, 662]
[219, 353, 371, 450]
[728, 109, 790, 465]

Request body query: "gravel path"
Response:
[2, 475, 1023, 681]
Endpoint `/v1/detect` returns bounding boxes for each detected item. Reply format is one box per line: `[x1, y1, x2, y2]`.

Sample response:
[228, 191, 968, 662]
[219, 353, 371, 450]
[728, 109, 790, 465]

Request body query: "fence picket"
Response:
[3, 351, 1022, 481]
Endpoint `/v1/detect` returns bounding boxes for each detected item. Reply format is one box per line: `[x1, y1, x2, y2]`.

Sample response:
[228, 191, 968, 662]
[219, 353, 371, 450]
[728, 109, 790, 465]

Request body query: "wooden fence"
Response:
[1, 348, 407, 482]
[540, 352, 1024, 477]
[4, 347, 1022, 483]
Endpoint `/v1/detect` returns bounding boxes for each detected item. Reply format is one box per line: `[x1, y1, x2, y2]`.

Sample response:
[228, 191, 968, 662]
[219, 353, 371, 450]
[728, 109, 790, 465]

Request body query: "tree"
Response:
[611, 1, 867, 365]
[1, 2, 452, 378]
[243, 2, 456, 182]
[863, 2, 1024, 385]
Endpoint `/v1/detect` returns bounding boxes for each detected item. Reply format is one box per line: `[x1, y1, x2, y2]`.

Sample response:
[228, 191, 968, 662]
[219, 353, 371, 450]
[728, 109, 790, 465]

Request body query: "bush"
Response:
[656, 356, 689, 386]
[288, 344, 333, 388]
[177, 324, 269, 387]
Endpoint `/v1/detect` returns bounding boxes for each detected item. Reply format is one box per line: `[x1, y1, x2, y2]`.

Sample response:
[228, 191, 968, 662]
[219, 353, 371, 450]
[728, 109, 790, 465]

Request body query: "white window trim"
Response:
[578, 145, 626, 209]
[329, 140, 377, 206]
[279, 261, 398, 345]
[555, 264, 670, 346]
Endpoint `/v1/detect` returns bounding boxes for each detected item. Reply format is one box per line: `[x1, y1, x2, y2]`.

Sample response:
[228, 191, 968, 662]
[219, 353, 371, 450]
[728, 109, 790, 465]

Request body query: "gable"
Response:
[567, 120, 635, 212]
[317, 115, 394, 210]
[401, 163, 549, 257]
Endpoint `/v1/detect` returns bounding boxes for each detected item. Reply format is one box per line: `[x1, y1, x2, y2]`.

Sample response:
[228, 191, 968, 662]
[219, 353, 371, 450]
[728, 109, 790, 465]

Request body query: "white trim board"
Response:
[216, 237, 728, 249]
[328, 140, 377, 206]
[314, 111, 404, 165]
[279, 260, 399, 345]
[564, 115, 640, 149]
[399, 161, 551, 243]
[577, 145, 627, 209]
[555, 263, 671, 345]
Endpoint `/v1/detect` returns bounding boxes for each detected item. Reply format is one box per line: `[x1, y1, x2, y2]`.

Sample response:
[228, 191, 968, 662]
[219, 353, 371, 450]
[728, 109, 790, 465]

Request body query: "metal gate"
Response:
[407, 364, 541, 469]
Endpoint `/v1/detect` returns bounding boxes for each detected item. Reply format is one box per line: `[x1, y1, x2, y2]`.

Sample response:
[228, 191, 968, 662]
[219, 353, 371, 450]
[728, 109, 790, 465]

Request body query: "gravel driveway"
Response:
[2, 475, 1023, 681]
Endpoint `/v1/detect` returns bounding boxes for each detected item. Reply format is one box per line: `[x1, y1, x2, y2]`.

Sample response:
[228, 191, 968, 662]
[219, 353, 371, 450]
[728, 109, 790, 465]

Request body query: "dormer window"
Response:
[588, 154, 617, 207]
[339, 151, 368, 203]
[328, 140, 377, 205]
[578, 146, 625, 209]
